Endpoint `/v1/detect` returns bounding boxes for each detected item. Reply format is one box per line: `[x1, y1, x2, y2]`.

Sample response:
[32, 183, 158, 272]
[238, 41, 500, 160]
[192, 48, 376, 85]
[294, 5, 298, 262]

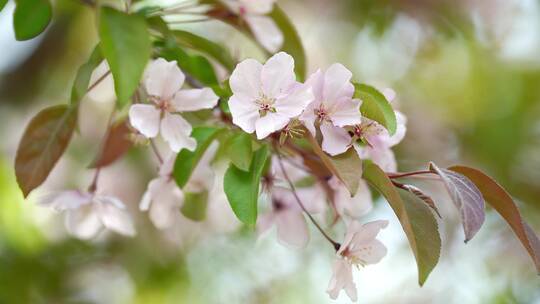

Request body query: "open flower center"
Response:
[315, 105, 331, 122]
[150, 96, 173, 113]
[256, 94, 276, 117]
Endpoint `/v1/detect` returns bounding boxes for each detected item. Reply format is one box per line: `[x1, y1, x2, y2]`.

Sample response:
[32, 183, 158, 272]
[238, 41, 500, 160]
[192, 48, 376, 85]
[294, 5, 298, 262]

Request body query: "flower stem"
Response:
[387, 170, 434, 179]
[150, 139, 164, 164]
[276, 153, 340, 251]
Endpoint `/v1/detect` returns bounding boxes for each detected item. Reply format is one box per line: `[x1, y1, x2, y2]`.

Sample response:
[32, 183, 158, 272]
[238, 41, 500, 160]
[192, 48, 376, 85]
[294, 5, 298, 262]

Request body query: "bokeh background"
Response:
[1, 0, 540, 303]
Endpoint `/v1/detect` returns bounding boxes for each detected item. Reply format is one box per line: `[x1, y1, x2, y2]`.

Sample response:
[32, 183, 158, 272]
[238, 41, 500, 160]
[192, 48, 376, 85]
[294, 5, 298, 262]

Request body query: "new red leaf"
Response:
[15, 105, 77, 197]
[90, 121, 132, 168]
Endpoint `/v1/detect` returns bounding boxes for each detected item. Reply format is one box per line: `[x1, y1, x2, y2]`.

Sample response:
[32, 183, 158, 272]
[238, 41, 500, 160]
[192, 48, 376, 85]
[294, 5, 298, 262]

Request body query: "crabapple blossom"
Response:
[327, 220, 388, 302]
[38, 190, 136, 239]
[328, 176, 372, 218]
[129, 58, 219, 153]
[222, 0, 283, 52]
[353, 90, 407, 172]
[140, 142, 218, 229]
[228, 52, 314, 139]
[300, 63, 362, 156]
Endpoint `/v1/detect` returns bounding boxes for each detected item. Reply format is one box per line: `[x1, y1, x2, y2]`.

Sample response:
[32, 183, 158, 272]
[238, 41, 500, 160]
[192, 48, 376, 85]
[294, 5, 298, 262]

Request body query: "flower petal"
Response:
[256, 211, 276, 236]
[144, 58, 185, 100]
[329, 98, 362, 127]
[276, 209, 309, 248]
[160, 112, 196, 153]
[65, 204, 102, 239]
[327, 259, 357, 302]
[228, 95, 260, 134]
[351, 238, 388, 265]
[149, 183, 184, 229]
[245, 15, 284, 53]
[172, 88, 219, 112]
[299, 101, 317, 136]
[129, 104, 161, 138]
[322, 63, 354, 105]
[229, 58, 263, 101]
[37, 190, 92, 211]
[255, 112, 290, 139]
[274, 83, 314, 118]
[330, 177, 373, 218]
[260, 52, 295, 98]
[320, 123, 351, 156]
[95, 196, 136, 237]
[350, 220, 389, 246]
[140, 177, 168, 211]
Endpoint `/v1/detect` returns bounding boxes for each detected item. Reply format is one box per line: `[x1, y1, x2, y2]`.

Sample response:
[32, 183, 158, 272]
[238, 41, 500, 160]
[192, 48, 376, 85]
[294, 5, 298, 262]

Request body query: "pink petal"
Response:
[160, 113, 196, 153]
[274, 83, 314, 118]
[144, 58, 185, 100]
[37, 190, 92, 211]
[256, 211, 276, 236]
[322, 63, 354, 106]
[320, 123, 351, 156]
[228, 95, 259, 134]
[95, 196, 136, 237]
[255, 112, 290, 139]
[329, 98, 362, 127]
[350, 220, 389, 246]
[149, 185, 184, 229]
[305, 69, 324, 105]
[260, 52, 295, 98]
[350, 238, 388, 265]
[129, 104, 161, 138]
[327, 259, 357, 302]
[140, 177, 168, 211]
[330, 177, 373, 218]
[229, 58, 263, 101]
[299, 101, 317, 136]
[239, 0, 275, 14]
[172, 88, 219, 112]
[276, 209, 309, 249]
[245, 15, 283, 53]
[64, 204, 102, 239]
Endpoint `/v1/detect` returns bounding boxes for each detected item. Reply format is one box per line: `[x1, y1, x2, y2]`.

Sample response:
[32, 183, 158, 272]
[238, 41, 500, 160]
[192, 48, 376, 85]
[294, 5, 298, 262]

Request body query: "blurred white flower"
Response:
[300, 63, 362, 156]
[328, 220, 388, 302]
[129, 58, 219, 152]
[140, 142, 218, 229]
[38, 190, 136, 239]
[328, 176, 372, 219]
[222, 0, 283, 52]
[228, 52, 313, 139]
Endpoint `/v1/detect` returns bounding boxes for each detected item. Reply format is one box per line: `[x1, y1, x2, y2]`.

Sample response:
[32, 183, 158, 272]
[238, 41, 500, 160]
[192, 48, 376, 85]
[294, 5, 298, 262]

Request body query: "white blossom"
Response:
[38, 190, 136, 239]
[129, 58, 219, 153]
[228, 52, 313, 139]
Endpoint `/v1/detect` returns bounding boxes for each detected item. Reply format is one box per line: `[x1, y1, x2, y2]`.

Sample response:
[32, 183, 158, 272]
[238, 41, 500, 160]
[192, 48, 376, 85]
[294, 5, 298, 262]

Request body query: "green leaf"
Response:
[15, 105, 77, 197]
[449, 166, 540, 273]
[99, 7, 151, 107]
[268, 5, 307, 81]
[305, 130, 362, 195]
[159, 44, 218, 86]
[181, 191, 208, 221]
[1, 0, 8, 12]
[226, 132, 253, 171]
[224, 145, 270, 226]
[13, 0, 52, 41]
[354, 83, 397, 135]
[173, 30, 235, 72]
[363, 161, 441, 285]
[71, 45, 103, 104]
[173, 127, 222, 188]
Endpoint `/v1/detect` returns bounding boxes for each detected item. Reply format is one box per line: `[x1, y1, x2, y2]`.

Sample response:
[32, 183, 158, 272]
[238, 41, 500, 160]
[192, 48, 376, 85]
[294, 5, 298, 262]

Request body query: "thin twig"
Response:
[276, 153, 340, 250]
[87, 70, 111, 94]
[150, 139, 164, 164]
[387, 170, 434, 179]
[88, 105, 116, 193]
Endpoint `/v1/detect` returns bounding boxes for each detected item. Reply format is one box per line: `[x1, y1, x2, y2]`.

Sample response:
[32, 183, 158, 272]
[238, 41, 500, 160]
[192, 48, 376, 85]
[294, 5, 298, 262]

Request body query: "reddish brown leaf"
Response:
[15, 105, 77, 197]
[402, 184, 442, 218]
[90, 121, 132, 168]
[450, 166, 540, 273]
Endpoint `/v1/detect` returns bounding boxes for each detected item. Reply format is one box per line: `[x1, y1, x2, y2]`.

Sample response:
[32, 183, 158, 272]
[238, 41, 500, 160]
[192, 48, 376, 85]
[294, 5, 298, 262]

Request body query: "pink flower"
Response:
[129, 58, 219, 153]
[353, 89, 407, 172]
[328, 176, 372, 218]
[140, 142, 218, 229]
[38, 190, 136, 239]
[222, 0, 283, 52]
[327, 220, 388, 302]
[228, 52, 314, 139]
[300, 64, 362, 156]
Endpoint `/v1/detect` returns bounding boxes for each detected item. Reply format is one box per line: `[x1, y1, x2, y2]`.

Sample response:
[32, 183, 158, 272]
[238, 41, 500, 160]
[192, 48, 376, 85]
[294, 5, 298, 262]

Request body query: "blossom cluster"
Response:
[40, 51, 403, 301]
